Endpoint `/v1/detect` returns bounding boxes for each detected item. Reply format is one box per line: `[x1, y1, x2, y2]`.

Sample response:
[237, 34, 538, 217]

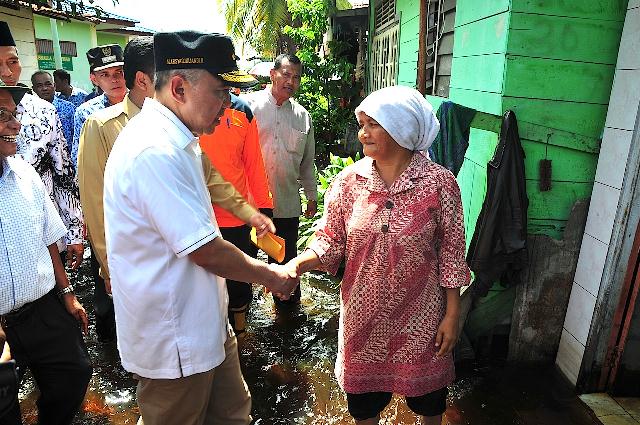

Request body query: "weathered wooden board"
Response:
[450, 54, 506, 93]
[509, 200, 589, 363]
[502, 96, 609, 138]
[438, 33, 455, 56]
[453, 12, 509, 57]
[455, 0, 511, 27]
[511, 0, 628, 21]
[508, 13, 624, 64]
[520, 140, 599, 182]
[435, 76, 451, 98]
[449, 87, 503, 114]
[504, 55, 616, 104]
[436, 55, 453, 76]
[529, 218, 566, 239]
[526, 180, 594, 221]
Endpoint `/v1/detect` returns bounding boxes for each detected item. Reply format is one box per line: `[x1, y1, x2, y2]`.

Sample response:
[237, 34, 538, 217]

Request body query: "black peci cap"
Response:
[86, 44, 124, 72]
[153, 31, 258, 89]
[0, 21, 16, 47]
[0, 84, 30, 104]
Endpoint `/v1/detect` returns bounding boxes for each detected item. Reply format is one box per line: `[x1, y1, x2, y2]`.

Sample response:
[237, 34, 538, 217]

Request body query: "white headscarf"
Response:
[355, 85, 440, 152]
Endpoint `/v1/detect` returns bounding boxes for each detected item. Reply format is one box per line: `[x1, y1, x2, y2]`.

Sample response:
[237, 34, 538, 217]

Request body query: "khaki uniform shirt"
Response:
[77, 94, 257, 279]
[243, 88, 317, 218]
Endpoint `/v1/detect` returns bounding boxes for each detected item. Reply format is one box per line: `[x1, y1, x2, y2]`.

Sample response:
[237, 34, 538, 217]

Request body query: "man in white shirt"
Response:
[243, 54, 318, 307]
[0, 84, 91, 425]
[103, 31, 298, 425]
[0, 21, 84, 271]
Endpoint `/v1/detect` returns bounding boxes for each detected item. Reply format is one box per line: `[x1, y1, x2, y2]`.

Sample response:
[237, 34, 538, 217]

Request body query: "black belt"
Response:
[0, 290, 55, 329]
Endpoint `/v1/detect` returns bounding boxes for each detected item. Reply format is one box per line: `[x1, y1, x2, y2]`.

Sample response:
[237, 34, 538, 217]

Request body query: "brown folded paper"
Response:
[250, 228, 286, 263]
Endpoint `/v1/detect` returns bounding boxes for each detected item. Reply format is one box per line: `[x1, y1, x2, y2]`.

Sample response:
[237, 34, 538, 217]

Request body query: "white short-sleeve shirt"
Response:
[104, 98, 228, 379]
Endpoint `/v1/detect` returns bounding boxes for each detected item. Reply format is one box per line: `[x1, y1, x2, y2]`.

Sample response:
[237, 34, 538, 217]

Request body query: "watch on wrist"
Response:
[58, 284, 75, 297]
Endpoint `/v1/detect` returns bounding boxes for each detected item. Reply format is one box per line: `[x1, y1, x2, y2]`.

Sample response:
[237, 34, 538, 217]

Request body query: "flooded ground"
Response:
[17, 254, 601, 425]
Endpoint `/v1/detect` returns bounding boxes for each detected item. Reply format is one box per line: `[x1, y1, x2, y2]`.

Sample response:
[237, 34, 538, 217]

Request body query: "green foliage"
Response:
[298, 153, 360, 250]
[284, 0, 361, 167]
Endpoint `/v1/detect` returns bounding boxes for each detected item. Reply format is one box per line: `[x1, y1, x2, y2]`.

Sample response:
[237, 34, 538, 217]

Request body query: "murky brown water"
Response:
[17, 254, 599, 425]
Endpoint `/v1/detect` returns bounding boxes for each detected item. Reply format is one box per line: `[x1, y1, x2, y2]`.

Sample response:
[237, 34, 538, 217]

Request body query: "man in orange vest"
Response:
[200, 93, 273, 337]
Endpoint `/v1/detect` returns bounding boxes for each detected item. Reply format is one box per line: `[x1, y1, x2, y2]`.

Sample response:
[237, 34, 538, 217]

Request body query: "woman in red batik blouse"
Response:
[287, 85, 471, 425]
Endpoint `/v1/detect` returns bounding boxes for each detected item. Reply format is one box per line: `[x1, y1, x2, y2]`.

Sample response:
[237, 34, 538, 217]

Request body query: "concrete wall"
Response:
[556, 0, 640, 386]
[1, 6, 37, 86]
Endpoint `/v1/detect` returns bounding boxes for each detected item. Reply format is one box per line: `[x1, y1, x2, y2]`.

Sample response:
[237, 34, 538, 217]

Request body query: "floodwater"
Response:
[17, 257, 600, 425]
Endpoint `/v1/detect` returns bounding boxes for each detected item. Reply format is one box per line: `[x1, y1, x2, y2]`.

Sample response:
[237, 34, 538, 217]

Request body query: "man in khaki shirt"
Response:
[77, 37, 274, 340]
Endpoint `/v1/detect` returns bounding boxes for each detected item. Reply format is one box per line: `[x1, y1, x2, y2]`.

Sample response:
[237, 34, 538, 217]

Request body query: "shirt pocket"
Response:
[285, 127, 307, 156]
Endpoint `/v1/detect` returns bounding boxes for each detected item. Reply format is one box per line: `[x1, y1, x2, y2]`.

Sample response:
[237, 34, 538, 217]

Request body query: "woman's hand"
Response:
[435, 314, 459, 357]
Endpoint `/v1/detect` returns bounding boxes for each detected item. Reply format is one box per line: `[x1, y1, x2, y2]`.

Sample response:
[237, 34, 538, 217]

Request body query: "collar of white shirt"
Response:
[143, 98, 197, 151]
[266, 86, 290, 108]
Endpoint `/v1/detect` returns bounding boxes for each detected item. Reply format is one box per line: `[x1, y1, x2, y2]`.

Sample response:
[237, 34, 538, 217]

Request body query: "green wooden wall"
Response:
[371, 0, 627, 239]
[449, 0, 626, 239]
[33, 17, 129, 92]
[34, 16, 94, 91]
[96, 33, 128, 50]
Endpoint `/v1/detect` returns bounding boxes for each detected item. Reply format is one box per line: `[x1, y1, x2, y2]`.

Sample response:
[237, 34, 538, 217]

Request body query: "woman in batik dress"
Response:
[287, 85, 471, 425]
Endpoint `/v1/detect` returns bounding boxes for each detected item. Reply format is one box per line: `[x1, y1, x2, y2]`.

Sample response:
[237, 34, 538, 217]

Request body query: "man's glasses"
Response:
[0, 108, 19, 124]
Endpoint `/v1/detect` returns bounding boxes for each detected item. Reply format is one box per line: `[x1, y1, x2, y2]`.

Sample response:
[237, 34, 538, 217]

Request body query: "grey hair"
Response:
[154, 69, 208, 91]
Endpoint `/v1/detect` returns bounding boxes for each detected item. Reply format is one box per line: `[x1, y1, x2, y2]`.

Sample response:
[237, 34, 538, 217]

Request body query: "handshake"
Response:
[264, 260, 301, 301]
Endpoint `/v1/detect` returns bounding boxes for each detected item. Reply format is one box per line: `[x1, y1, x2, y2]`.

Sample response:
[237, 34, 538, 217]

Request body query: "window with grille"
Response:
[425, 0, 456, 97]
[369, 22, 399, 92]
[374, 0, 396, 30]
[36, 39, 77, 57]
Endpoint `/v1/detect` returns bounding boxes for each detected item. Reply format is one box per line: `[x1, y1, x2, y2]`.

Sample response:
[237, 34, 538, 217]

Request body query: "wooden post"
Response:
[417, 0, 427, 94]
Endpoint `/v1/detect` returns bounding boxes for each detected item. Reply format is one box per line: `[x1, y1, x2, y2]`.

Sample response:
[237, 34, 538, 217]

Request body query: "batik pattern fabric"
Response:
[308, 152, 470, 397]
[52, 96, 76, 154]
[15, 93, 83, 247]
[72, 94, 111, 167]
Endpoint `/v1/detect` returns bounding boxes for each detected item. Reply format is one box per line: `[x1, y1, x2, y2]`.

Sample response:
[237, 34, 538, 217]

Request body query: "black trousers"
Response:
[269, 217, 301, 306]
[220, 225, 256, 309]
[1, 291, 92, 425]
[89, 244, 116, 341]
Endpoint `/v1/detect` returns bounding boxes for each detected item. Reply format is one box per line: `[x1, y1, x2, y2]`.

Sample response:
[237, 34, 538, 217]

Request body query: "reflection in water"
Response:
[17, 264, 427, 424]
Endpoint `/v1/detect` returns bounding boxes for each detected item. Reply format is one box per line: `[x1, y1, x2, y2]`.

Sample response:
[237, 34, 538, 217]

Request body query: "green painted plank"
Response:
[450, 54, 506, 93]
[455, 0, 511, 27]
[520, 140, 598, 182]
[449, 87, 503, 115]
[511, 0, 628, 21]
[503, 55, 615, 104]
[508, 13, 624, 64]
[453, 12, 509, 57]
[526, 180, 594, 221]
[464, 128, 500, 168]
[502, 96, 609, 138]
[426, 95, 447, 111]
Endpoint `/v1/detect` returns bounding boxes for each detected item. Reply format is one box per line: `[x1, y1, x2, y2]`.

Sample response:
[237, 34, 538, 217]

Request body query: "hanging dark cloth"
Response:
[428, 101, 476, 176]
[466, 110, 528, 298]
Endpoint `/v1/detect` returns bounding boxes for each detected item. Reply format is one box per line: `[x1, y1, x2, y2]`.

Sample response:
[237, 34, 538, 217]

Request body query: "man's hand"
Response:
[304, 200, 317, 219]
[435, 314, 459, 357]
[266, 263, 299, 300]
[62, 294, 89, 335]
[65, 243, 84, 270]
[249, 212, 276, 238]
